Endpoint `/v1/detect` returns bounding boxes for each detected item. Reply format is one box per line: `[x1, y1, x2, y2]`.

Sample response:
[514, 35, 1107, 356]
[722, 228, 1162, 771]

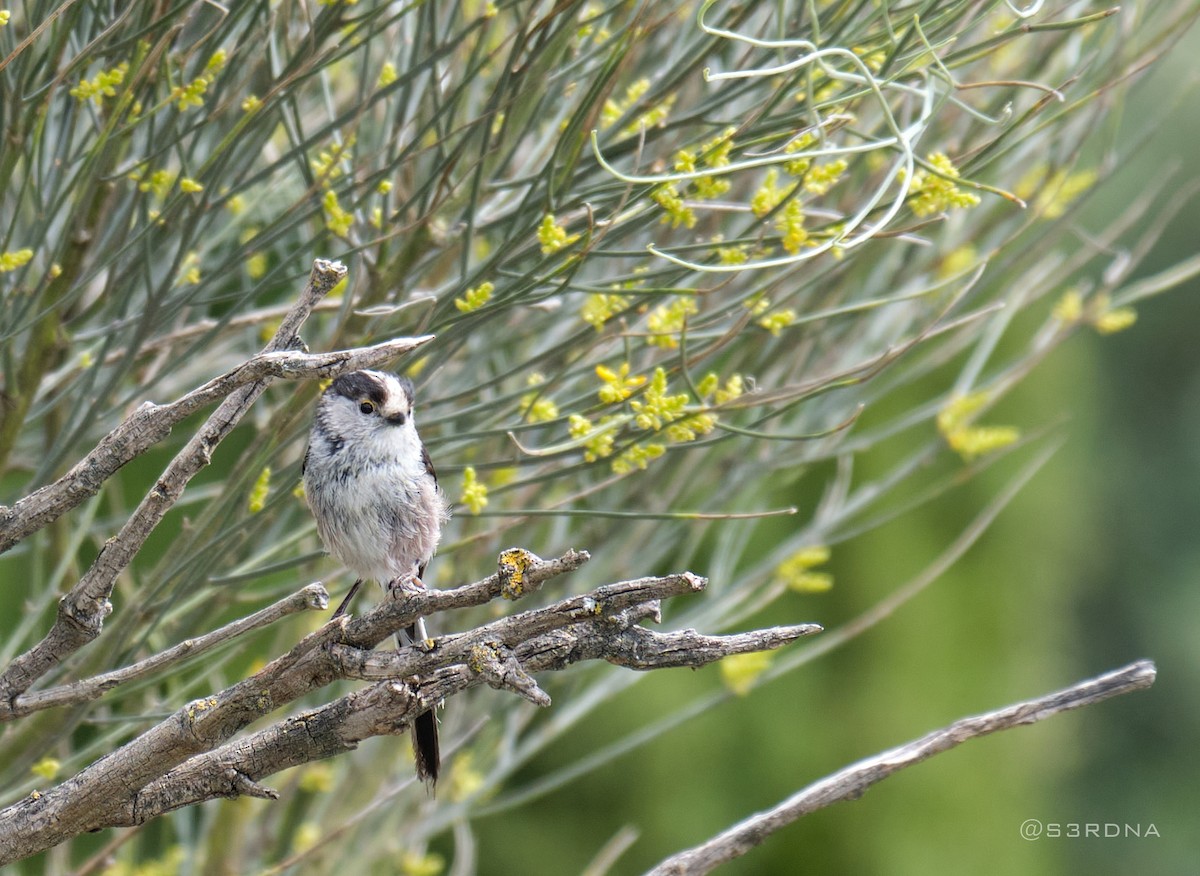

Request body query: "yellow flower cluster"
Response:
[454, 281, 494, 313]
[611, 442, 665, 474]
[646, 296, 698, 348]
[596, 362, 646, 403]
[937, 391, 1019, 462]
[580, 291, 632, 330]
[803, 159, 848, 195]
[750, 168, 795, 218]
[459, 467, 488, 514]
[311, 137, 356, 181]
[650, 184, 696, 229]
[520, 373, 559, 423]
[378, 61, 398, 88]
[0, 248, 34, 272]
[569, 414, 618, 462]
[630, 367, 688, 431]
[537, 213, 579, 254]
[600, 79, 650, 129]
[170, 51, 225, 112]
[322, 190, 353, 237]
[601, 78, 675, 138]
[720, 651, 773, 696]
[775, 545, 833, 593]
[776, 199, 807, 254]
[1053, 290, 1137, 335]
[248, 467, 271, 514]
[906, 152, 980, 217]
[70, 63, 128, 105]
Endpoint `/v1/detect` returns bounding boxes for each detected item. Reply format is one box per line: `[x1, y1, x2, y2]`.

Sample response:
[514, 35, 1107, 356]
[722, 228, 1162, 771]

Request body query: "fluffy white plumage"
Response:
[303, 370, 449, 587]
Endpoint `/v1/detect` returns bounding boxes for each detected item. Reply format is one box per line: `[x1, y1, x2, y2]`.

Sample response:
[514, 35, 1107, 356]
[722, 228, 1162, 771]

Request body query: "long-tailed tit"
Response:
[303, 369, 450, 783]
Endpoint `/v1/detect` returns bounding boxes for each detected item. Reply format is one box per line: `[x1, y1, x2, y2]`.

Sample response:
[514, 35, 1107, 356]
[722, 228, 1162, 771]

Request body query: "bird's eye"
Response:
[359, 400, 376, 415]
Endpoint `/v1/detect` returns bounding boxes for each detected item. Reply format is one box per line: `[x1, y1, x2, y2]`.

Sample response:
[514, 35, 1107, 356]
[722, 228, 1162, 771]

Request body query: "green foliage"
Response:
[1, 0, 1196, 872]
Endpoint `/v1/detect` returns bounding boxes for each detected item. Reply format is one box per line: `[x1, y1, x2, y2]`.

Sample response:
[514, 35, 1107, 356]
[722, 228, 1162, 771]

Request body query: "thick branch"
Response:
[0, 550, 819, 863]
[0, 584, 329, 721]
[99, 607, 820, 829]
[645, 659, 1158, 876]
[0, 260, 354, 705]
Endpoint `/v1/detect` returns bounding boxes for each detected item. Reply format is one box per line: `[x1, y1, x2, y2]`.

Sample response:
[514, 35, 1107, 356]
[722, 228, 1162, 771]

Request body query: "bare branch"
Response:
[0, 260, 354, 705]
[645, 660, 1158, 876]
[0, 584, 329, 721]
[0, 549, 819, 863]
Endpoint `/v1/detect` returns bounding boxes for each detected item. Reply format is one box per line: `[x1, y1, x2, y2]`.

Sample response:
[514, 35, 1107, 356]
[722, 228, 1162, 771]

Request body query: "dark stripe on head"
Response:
[396, 375, 415, 404]
[329, 371, 388, 407]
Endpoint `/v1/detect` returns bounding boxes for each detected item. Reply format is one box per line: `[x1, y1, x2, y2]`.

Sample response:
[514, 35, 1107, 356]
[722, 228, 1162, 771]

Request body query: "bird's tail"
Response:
[404, 617, 440, 786]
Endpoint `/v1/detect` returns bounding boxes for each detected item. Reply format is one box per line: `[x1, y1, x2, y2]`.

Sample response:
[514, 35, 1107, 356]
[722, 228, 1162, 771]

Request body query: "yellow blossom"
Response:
[751, 168, 793, 218]
[520, 376, 559, 423]
[803, 159, 848, 195]
[378, 62, 398, 88]
[714, 374, 745, 404]
[377, 179, 394, 194]
[447, 752, 486, 802]
[0, 248, 34, 272]
[454, 281, 494, 313]
[650, 183, 696, 229]
[646, 296, 698, 348]
[460, 467, 488, 514]
[170, 76, 210, 111]
[30, 757, 60, 780]
[906, 152, 980, 217]
[179, 177, 203, 193]
[400, 850, 445, 876]
[0, 10, 10, 26]
[581, 292, 631, 330]
[611, 442, 665, 474]
[600, 78, 650, 129]
[1053, 289, 1085, 324]
[568, 414, 616, 461]
[720, 651, 773, 696]
[537, 213, 579, 255]
[630, 367, 688, 431]
[241, 94, 262, 112]
[782, 132, 816, 176]
[248, 467, 271, 513]
[775, 546, 834, 593]
[323, 190, 353, 236]
[247, 252, 268, 279]
[596, 362, 646, 403]
[775, 199, 807, 254]
[297, 763, 334, 793]
[757, 308, 797, 336]
[937, 391, 1019, 462]
[1089, 294, 1137, 335]
[69, 63, 128, 105]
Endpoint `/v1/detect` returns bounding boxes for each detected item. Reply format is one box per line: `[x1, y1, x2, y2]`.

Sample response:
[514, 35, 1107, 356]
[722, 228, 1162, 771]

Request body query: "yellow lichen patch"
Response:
[498, 548, 533, 599]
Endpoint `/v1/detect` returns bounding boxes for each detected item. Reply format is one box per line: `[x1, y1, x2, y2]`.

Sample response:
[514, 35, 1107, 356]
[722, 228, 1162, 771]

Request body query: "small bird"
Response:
[303, 369, 450, 783]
